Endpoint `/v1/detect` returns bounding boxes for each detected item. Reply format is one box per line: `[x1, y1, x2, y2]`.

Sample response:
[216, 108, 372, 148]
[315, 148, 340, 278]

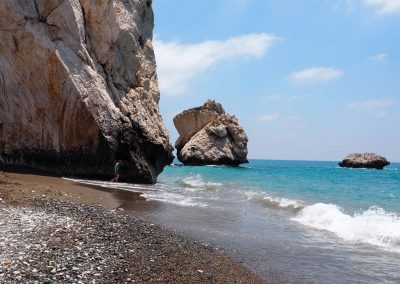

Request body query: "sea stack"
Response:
[0, 0, 173, 183]
[339, 153, 390, 170]
[173, 100, 248, 166]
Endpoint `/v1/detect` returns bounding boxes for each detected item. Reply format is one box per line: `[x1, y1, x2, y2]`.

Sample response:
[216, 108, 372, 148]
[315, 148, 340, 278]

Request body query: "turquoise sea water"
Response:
[162, 160, 400, 212]
[71, 160, 400, 283]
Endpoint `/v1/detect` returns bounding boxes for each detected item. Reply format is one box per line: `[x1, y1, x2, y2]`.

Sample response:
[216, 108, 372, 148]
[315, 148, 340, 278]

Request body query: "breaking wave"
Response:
[292, 203, 400, 253]
[181, 175, 223, 190]
[244, 191, 304, 210]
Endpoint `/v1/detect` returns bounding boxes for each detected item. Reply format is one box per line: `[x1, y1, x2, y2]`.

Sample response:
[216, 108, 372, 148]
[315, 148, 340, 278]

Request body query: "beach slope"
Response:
[0, 172, 266, 283]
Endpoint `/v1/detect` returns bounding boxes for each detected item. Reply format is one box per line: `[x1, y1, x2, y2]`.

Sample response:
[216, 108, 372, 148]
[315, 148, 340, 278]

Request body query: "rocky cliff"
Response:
[174, 100, 248, 166]
[0, 0, 173, 183]
[339, 153, 390, 170]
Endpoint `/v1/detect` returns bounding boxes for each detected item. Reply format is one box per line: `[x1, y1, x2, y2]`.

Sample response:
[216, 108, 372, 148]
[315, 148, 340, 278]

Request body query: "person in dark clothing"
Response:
[111, 160, 123, 182]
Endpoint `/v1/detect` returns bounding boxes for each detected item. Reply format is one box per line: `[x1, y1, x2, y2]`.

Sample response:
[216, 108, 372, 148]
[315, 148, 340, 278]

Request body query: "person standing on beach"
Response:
[111, 160, 123, 182]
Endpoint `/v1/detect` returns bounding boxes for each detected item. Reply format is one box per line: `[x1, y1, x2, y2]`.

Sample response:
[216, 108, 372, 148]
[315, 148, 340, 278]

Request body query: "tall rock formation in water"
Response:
[0, 0, 173, 183]
[174, 100, 248, 166]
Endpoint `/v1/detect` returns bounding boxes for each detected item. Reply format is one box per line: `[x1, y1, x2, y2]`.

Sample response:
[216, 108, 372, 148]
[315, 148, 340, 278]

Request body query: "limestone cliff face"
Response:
[0, 0, 173, 183]
[174, 100, 248, 166]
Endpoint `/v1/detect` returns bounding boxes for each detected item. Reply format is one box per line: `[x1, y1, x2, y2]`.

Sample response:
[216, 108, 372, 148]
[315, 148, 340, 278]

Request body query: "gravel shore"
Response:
[0, 172, 266, 283]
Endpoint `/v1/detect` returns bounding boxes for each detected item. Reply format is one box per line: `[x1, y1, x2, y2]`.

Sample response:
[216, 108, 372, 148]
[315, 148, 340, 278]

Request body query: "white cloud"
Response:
[258, 112, 279, 122]
[289, 67, 343, 85]
[363, 0, 400, 15]
[346, 99, 395, 110]
[370, 53, 388, 61]
[154, 33, 278, 95]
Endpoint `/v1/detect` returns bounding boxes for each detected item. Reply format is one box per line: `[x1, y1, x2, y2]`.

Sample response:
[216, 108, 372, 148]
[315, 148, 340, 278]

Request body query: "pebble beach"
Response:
[0, 171, 267, 283]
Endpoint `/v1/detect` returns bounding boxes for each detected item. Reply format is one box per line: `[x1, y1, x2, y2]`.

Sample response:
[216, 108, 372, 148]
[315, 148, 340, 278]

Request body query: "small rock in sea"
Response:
[339, 152, 390, 170]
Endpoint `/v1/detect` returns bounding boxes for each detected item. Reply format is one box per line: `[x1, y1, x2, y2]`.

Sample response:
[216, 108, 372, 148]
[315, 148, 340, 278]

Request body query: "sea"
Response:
[70, 160, 400, 283]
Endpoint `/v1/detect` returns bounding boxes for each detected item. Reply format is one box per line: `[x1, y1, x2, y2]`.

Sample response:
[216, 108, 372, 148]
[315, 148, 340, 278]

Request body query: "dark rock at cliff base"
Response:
[0, 0, 173, 183]
[173, 100, 248, 166]
[339, 153, 390, 170]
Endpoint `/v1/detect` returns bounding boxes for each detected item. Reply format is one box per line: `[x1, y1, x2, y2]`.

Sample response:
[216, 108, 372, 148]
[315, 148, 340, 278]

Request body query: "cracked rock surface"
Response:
[0, 0, 173, 183]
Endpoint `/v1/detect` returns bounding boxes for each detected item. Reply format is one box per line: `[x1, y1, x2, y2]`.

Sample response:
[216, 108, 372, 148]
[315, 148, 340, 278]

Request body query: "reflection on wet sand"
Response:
[76, 183, 162, 212]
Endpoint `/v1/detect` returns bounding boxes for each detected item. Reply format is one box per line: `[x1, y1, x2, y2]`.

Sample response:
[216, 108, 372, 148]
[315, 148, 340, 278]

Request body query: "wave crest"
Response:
[244, 191, 304, 210]
[292, 203, 400, 253]
[181, 175, 223, 190]
[262, 196, 304, 210]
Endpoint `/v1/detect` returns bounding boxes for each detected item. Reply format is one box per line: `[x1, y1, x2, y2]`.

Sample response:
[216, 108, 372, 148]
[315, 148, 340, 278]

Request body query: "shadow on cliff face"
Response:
[114, 126, 174, 184]
[0, 129, 174, 184]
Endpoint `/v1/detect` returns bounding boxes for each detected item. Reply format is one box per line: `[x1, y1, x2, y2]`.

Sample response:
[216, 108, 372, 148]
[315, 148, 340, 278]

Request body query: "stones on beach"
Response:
[0, 0, 173, 184]
[338, 153, 390, 170]
[174, 100, 248, 166]
[0, 198, 265, 283]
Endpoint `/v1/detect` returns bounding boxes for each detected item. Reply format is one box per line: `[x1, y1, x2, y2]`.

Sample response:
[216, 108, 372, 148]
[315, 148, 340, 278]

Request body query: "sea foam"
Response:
[292, 203, 400, 253]
[182, 175, 223, 190]
[244, 191, 304, 210]
[64, 178, 208, 208]
[262, 196, 304, 210]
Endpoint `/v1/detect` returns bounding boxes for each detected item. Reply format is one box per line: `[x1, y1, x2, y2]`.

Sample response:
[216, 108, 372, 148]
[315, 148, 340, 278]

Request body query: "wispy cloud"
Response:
[258, 112, 280, 122]
[231, 0, 248, 4]
[287, 94, 310, 102]
[286, 115, 306, 129]
[363, 0, 400, 15]
[376, 111, 387, 118]
[154, 33, 278, 95]
[264, 94, 283, 101]
[286, 115, 304, 122]
[258, 113, 307, 128]
[289, 67, 343, 85]
[332, 0, 357, 14]
[346, 99, 395, 110]
[370, 53, 388, 61]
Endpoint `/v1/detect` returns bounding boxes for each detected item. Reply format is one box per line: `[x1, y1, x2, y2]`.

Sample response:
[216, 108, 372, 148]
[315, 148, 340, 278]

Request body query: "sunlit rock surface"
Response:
[339, 153, 390, 170]
[174, 100, 248, 166]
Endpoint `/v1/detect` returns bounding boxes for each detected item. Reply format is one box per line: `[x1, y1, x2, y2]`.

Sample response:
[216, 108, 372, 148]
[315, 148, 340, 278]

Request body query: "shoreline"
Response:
[0, 171, 269, 283]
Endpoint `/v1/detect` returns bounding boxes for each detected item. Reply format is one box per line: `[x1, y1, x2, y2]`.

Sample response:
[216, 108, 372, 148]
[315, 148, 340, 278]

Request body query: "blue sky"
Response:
[152, 0, 400, 161]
